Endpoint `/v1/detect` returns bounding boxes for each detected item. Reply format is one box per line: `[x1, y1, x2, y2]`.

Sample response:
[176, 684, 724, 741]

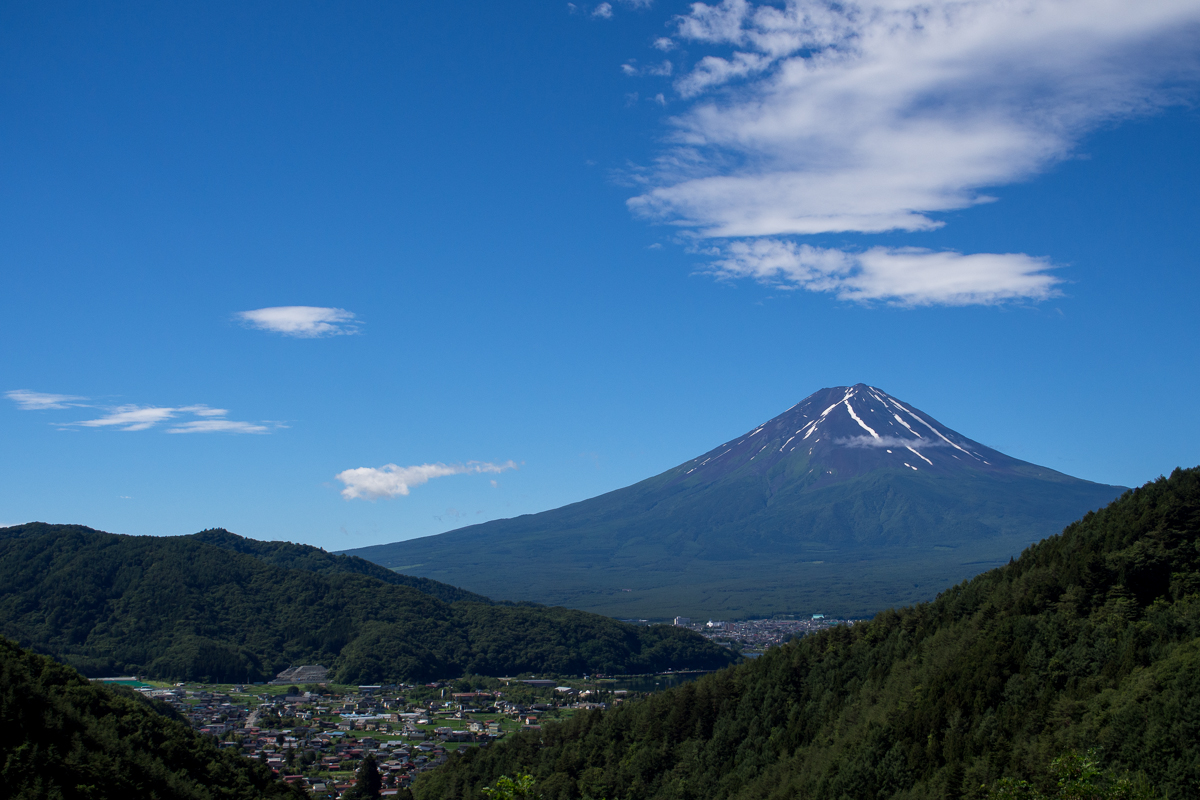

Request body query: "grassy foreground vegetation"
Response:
[415, 467, 1200, 800]
[0, 524, 737, 683]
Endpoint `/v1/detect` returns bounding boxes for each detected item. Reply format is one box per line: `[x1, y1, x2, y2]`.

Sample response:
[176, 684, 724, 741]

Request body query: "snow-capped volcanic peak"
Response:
[681, 384, 1010, 483]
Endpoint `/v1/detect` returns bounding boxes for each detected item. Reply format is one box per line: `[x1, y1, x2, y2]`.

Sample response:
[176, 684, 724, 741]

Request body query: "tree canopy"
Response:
[0, 636, 306, 799]
[414, 467, 1200, 800]
[0, 523, 737, 683]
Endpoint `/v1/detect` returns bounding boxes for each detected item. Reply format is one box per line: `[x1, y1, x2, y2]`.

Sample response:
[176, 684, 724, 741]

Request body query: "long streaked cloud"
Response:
[838, 435, 957, 449]
[626, 0, 1200, 304]
[7, 391, 275, 434]
[236, 306, 360, 338]
[711, 240, 1057, 306]
[74, 404, 273, 433]
[5, 390, 89, 410]
[336, 460, 518, 500]
[165, 419, 272, 434]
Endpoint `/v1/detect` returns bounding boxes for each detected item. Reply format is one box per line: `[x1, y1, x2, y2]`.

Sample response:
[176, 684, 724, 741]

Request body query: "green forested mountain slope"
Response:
[190, 527, 493, 605]
[347, 386, 1123, 620]
[415, 466, 1200, 800]
[0, 524, 736, 683]
[0, 636, 305, 800]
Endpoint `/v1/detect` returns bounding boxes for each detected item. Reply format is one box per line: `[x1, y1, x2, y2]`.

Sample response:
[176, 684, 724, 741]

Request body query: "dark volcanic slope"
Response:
[346, 385, 1125, 619]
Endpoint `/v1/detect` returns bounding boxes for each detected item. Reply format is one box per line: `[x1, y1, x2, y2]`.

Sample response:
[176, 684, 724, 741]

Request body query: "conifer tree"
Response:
[345, 753, 383, 800]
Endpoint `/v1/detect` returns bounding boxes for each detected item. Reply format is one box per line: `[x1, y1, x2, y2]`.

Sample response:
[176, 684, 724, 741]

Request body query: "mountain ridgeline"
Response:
[0, 524, 737, 683]
[415, 466, 1200, 800]
[346, 385, 1126, 619]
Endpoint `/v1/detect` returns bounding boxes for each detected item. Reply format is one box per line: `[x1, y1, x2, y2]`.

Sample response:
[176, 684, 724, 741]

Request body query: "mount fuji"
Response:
[345, 385, 1126, 619]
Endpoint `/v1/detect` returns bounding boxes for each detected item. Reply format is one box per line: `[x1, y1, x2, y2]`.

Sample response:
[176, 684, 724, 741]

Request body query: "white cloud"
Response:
[626, 0, 1200, 304]
[337, 460, 518, 501]
[593, 2, 614, 18]
[622, 60, 675, 78]
[75, 406, 178, 431]
[63, 401, 272, 433]
[165, 419, 271, 434]
[712, 239, 1058, 306]
[653, 37, 675, 51]
[6, 390, 88, 410]
[236, 306, 360, 338]
[838, 435, 960, 448]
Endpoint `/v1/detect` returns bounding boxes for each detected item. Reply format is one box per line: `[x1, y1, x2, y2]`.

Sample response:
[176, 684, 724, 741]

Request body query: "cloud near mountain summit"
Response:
[630, 0, 1200, 305]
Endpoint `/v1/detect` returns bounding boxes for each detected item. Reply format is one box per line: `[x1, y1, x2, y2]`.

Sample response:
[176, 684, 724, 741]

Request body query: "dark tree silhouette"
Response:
[344, 753, 383, 800]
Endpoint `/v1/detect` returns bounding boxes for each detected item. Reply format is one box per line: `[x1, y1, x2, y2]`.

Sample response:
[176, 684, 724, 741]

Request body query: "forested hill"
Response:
[0, 524, 737, 683]
[0, 635, 306, 799]
[190, 527, 493, 605]
[415, 466, 1200, 800]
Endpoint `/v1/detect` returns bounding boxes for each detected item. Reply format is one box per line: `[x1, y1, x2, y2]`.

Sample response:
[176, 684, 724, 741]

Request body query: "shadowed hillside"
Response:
[0, 523, 737, 683]
[0, 636, 307, 799]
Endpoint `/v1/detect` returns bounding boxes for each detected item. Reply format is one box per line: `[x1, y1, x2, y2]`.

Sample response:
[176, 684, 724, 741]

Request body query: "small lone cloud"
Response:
[593, 2, 613, 18]
[337, 460, 518, 501]
[236, 306, 360, 338]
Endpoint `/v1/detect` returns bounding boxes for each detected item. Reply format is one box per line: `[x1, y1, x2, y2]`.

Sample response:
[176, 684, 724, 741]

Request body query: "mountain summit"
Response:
[347, 386, 1126, 619]
[675, 383, 1044, 486]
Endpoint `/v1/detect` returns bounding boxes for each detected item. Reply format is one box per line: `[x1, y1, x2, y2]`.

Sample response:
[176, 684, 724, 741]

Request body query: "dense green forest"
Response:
[0, 524, 736, 683]
[0, 635, 306, 799]
[414, 466, 1200, 800]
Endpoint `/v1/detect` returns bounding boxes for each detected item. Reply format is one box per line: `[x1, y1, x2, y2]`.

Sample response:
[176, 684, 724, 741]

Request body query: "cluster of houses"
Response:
[131, 673, 612, 798]
[683, 616, 844, 651]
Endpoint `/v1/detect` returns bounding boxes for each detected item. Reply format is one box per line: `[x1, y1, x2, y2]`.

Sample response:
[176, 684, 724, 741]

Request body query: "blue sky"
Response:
[3, 0, 1199, 550]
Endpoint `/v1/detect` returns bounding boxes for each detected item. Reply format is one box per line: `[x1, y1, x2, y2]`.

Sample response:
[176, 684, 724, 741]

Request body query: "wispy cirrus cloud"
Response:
[165, 419, 272, 434]
[5, 390, 89, 410]
[336, 460, 518, 500]
[7, 391, 276, 434]
[711, 239, 1058, 306]
[625, 0, 1200, 305]
[74, 404, 273, 433]
[236, 306, 360, 338]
